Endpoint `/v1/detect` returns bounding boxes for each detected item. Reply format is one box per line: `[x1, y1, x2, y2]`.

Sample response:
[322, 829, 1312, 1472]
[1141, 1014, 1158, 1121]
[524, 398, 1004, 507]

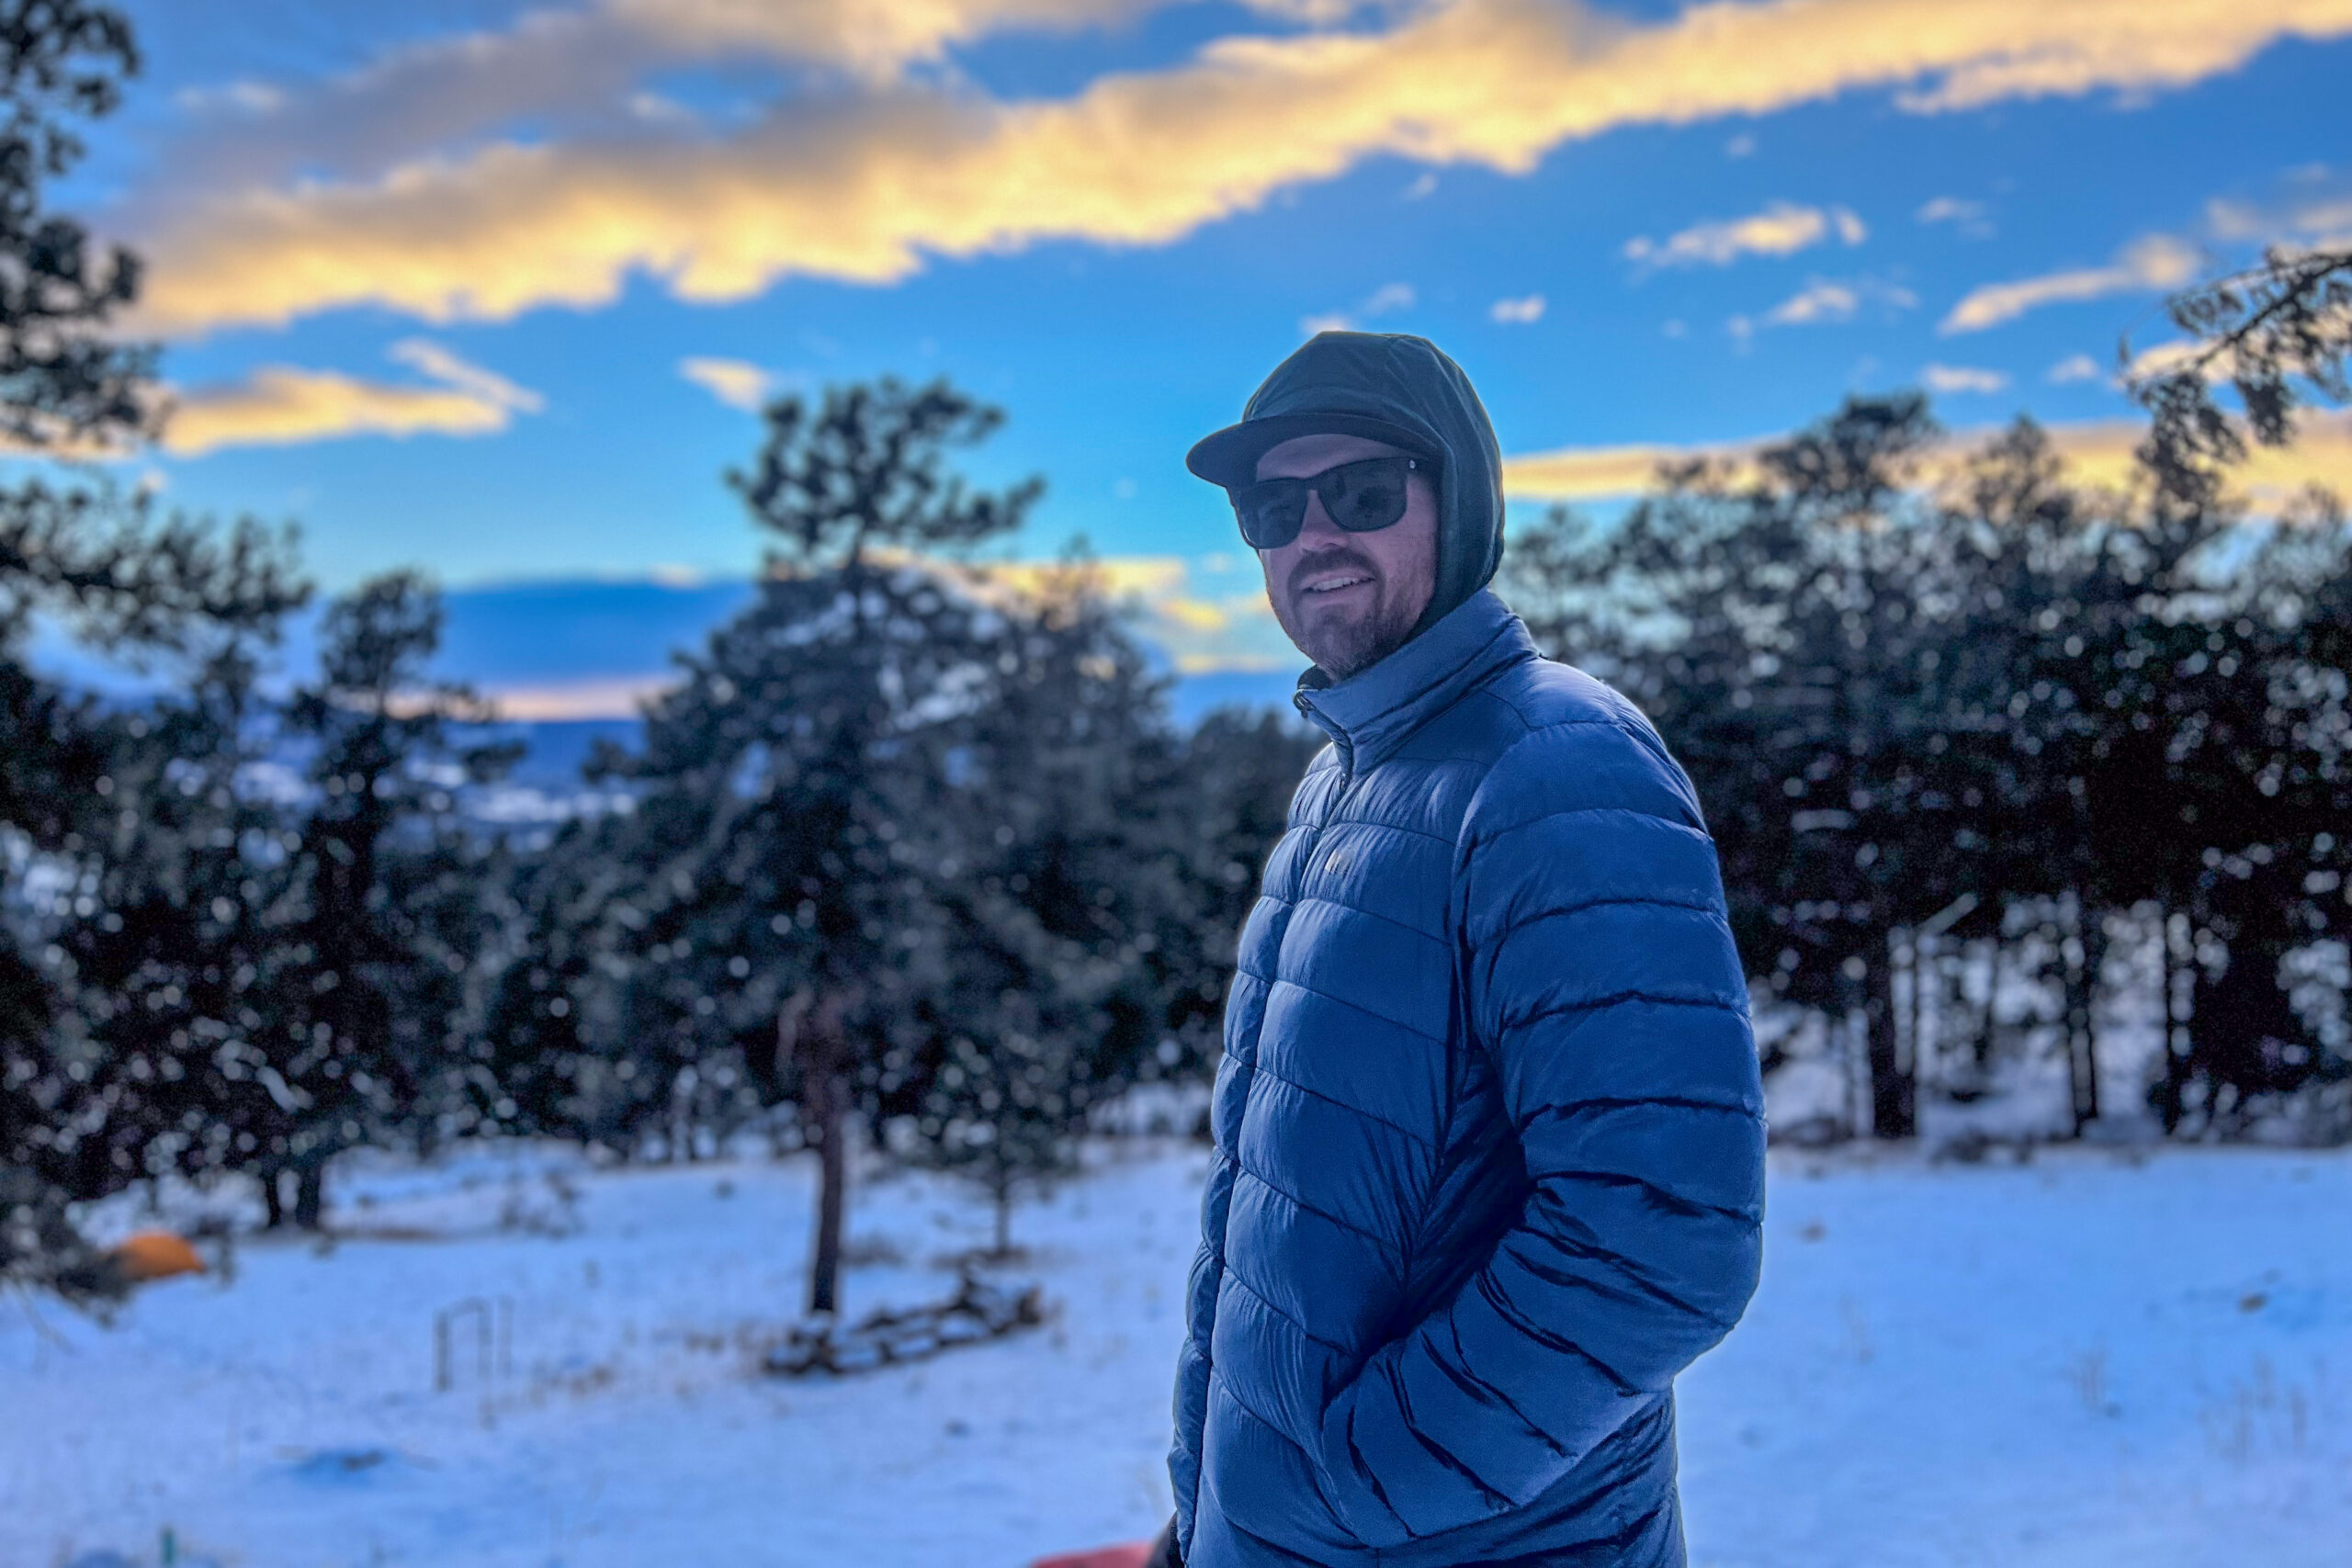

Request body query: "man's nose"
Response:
[1294, 492, 1348, 547]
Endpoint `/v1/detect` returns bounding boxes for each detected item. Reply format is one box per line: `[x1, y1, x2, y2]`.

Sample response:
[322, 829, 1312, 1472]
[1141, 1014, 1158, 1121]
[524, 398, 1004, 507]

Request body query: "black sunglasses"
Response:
[1227, 455, 1430, 550]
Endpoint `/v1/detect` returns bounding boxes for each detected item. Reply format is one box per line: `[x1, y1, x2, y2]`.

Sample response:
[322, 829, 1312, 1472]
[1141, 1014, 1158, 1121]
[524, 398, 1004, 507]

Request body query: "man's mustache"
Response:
[1286, 548, 1382, 600]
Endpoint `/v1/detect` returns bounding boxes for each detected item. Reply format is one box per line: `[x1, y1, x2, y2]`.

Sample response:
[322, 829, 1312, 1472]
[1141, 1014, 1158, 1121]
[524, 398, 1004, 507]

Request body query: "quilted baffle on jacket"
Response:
[1169, 588, 1767, 1568]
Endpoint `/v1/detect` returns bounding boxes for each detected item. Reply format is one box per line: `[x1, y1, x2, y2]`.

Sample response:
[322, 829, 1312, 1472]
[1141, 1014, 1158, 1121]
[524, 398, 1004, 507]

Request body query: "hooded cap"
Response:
[1186, 332, 1505, 639]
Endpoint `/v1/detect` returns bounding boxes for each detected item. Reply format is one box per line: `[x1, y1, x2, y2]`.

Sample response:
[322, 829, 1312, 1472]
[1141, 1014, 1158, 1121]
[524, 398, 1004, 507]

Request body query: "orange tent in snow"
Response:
[106, 1231, 206, 1282]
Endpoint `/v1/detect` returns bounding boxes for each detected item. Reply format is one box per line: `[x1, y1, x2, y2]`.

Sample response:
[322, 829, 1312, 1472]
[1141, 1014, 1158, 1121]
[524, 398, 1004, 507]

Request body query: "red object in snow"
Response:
[1030, 1544, 1151, 1568]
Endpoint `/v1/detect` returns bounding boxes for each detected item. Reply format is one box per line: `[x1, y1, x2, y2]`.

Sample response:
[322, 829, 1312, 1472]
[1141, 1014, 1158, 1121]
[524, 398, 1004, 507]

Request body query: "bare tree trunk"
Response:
[2062, 897, 2103, 1134]
[2154, 908, 2191, 1133]
[261, 1167, 287, 1230]
[1980, 937, 2004, 1068]
[782, 987, 853, 1316]
[2083, 909, 2108, 1125]
[808, 1064, 846, 1314]
[1904, 931, 1928, 1100]
[1865, 936, 1914, 1139]
[293, 1165, 324, 1231]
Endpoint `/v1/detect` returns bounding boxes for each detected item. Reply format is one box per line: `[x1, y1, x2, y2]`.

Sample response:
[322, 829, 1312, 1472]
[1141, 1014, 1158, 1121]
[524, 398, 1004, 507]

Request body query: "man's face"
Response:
[1252, 433, 1438, 681]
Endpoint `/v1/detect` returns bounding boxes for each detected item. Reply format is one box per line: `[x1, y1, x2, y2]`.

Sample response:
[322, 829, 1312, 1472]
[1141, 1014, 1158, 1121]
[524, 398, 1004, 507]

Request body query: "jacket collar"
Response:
[1292, 588, 1536, 776]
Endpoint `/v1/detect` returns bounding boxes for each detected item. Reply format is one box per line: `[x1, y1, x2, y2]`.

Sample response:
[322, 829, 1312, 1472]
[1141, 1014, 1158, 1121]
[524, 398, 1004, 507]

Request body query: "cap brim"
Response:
[1185, 412, 1438, 490]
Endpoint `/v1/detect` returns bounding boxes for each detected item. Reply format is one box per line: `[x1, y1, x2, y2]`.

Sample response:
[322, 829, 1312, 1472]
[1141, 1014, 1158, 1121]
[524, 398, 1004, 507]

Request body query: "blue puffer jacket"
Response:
[1169, 586, 1766, 1567]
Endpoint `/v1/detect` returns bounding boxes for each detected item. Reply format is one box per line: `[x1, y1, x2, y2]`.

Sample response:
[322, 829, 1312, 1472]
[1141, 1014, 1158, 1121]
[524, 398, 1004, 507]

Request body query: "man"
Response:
[1155, 333, 1765, 1568]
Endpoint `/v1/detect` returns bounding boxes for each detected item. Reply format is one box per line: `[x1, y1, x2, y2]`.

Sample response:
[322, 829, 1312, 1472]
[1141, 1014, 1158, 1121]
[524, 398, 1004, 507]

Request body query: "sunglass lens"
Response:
[1327, 461, 1408, 532]
[1236, 482, 1306, 548]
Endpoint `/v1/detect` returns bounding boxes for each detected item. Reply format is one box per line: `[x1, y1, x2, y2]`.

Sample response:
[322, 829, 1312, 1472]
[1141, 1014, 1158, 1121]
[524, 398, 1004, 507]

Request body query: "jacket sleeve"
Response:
[1308, 716, 1767, 1549]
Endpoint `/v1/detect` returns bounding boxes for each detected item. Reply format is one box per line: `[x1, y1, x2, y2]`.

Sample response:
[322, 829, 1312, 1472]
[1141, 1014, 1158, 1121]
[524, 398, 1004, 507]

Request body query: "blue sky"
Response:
[43, 0, 2352, 711]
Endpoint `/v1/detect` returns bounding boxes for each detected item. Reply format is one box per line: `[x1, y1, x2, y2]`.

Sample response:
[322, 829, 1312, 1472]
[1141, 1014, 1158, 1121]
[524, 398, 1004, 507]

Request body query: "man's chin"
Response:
[1296, 610, 1406, 682]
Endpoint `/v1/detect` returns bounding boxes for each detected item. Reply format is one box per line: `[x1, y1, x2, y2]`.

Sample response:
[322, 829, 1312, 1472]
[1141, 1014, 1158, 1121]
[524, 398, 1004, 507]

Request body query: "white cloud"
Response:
[2117, 325, 2324, 386]
[1732, 275, 1916, 337]
[1766, 281, 1860, 325]
[2206, 187, 2352, 251]
[1299, 280, 1414, 335]
[175, 79, 287, 115]
[1624, 201, 1866, 270]
[1921, 363, 2010, 395]
[388, 338, 541, 412]
[1916, 194, 1995, 238]
[680, 355, 778, 412]
[2046, 353, 2104, 384]
[1940, 233, 2202, 333]
[130, 0, 2352, 336]
[1917, 196, 1984, 225]
[161, 340, 541, 456]
[1490, 293, 1545, 323]
[2120, 340, 2205, 381]
[627, 91, 695, 125]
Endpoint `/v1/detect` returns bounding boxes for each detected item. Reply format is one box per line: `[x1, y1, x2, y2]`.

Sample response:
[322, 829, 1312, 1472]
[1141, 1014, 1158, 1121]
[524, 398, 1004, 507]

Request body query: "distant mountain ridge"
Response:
[427, 578, 1295, 791]
[24, 576, 1299, 798]
[432, 575, 1295, 732]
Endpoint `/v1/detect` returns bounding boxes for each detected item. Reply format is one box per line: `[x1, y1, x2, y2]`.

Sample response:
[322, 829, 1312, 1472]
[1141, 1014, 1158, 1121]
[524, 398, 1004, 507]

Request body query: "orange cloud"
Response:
[1502, 438, 1747, 501]
[131, 0, 2352, 335]
[2026, 409, 2352, 502]
[161, 340, 542, 455]
[170, 0, 1170, 190]
[1502, 409, 2352, 505]
[943, 553, 1289, 672]
[478, 675, 684, 721]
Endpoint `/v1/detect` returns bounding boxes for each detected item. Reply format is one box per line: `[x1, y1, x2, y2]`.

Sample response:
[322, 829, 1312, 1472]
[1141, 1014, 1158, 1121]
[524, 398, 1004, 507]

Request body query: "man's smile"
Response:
[1299, 570, 1374, 595]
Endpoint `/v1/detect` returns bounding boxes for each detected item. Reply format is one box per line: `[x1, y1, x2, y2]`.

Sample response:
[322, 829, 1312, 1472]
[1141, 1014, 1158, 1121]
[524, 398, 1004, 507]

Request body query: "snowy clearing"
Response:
[6, 1140, 2347, 1567]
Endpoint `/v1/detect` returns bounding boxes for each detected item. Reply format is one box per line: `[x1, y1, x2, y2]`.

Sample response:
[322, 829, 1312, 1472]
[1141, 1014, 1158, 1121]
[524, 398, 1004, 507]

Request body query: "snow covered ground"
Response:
[6, 1137, 2347, 1567]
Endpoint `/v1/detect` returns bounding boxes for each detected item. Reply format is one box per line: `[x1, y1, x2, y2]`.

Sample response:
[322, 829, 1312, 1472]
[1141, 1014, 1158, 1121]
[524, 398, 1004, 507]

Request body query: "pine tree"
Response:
[0, 4, 302, 1297]
[468, 810, 632, 1145]
[1510, 397, 1954, 1136]
[53, 638, 295, 1204]
[1164, 709, 1323, 1077]
[1509, 391, 2352, 1144]
[238, 573, 510, 1227]
[2129, 245, 2351, 504]
[600, 378, 1041, 1312]
[902, 570, 1183, 1253]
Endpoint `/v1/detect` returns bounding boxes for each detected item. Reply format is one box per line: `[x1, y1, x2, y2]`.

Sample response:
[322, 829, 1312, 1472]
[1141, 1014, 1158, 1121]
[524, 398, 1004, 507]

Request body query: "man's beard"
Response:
[1278, 549, 1419, 681]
